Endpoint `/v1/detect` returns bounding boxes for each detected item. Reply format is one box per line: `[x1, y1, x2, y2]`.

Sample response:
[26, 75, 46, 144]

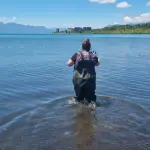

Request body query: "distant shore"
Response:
[54, 22, 150, 34]
[53, 32, 150, 34]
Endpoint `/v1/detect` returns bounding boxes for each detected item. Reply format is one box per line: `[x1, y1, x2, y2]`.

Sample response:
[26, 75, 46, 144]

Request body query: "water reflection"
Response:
[74, 106, 95, 150]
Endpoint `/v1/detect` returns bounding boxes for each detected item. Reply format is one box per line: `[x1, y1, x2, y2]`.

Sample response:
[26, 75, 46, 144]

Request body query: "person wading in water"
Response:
[67, 39, 100, 106]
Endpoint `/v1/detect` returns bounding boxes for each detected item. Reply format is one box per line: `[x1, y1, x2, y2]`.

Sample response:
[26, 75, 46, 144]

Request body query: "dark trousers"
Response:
[73, 78, 96, 103]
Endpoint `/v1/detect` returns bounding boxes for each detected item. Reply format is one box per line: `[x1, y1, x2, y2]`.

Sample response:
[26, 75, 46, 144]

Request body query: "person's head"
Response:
[82, 39, 91, 52]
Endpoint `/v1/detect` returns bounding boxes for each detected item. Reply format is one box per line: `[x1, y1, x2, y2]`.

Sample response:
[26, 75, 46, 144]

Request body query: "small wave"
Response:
[0, 95, 150, 150]
[0, 107, 35, 132]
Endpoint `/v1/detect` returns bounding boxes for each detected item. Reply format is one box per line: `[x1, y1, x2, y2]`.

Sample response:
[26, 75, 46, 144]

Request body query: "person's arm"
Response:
[93, 55, 100, 66]
[95, 58, 100, 66]
[67, 59, 74, 67]
[67, 53, 77, 67]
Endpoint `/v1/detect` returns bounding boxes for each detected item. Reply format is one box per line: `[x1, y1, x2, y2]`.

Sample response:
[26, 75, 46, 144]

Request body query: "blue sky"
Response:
[0, 0, 150, 28]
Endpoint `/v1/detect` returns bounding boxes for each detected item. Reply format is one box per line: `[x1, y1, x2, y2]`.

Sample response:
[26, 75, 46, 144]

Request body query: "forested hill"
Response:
[85, 22, 150, 34]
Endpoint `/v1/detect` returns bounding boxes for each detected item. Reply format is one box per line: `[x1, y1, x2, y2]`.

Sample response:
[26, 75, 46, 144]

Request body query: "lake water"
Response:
[0, 34, 150, 150]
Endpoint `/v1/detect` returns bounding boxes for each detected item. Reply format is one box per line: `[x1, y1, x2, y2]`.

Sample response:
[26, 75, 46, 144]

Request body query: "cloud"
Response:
[88, 0, 116, 4]
[116, 2, 131, 8]
[113, 22, 119, 25]
[0, 17, 16, 23]
[124, 13, 150, 23]
[146, 1, 150, 6]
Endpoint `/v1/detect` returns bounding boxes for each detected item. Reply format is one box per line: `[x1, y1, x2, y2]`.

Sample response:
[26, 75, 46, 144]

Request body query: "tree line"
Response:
[83, 22, 150, 34]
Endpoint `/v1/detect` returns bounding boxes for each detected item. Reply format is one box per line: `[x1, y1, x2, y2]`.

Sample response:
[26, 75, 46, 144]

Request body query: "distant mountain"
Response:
[0, 22, 55, 34]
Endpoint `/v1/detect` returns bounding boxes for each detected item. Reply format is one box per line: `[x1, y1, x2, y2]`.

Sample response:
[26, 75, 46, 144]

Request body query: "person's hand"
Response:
[67, 59, 74, 67]
[96, 58, 100, 66]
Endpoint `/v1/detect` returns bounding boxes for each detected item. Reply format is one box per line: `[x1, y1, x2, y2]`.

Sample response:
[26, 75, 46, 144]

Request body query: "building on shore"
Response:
[57, 27, 92, 33]
[55, 28, 60, 33]
[74, 27, 83, 32]
[68, 28, 74, 32]
[72, 27, 92, 32]
[83, 27, 92, 31]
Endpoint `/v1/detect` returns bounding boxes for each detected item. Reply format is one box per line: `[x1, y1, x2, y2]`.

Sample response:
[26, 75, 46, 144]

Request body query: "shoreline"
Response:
[0, 33, 150, 35]
[53, 32, 150, 34]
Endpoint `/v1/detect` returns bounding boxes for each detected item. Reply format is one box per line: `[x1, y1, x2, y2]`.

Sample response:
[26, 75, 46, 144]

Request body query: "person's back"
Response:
[67, 39, 100, 104]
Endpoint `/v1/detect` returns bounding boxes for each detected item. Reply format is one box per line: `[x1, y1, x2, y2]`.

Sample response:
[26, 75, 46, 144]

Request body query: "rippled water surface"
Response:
[0, 34, 150, 150]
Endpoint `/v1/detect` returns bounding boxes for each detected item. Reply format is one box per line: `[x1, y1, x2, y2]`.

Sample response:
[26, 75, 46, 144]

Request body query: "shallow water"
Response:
[0, 34, 150, 150]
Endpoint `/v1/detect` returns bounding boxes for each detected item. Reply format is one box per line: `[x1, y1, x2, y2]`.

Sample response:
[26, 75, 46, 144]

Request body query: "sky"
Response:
[0, 0, 150, 28]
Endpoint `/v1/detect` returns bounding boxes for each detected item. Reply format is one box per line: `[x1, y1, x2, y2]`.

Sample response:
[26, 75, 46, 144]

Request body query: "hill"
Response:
[84, 22, 150, 34]
[0, 22, 54, 34]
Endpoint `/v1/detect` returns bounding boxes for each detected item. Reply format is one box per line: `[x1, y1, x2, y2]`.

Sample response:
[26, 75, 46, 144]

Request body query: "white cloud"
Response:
[124, 13, 150, 23]
[113, 22, 119, 25]
[146, 1, 150, 6]
[0, 17, 16, 23]
[88, 0, 116, 4]
[116, 2, 131, 8]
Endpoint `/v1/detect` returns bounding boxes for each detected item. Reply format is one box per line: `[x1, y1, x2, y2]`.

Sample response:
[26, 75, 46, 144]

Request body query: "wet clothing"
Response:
[71, 50, 99, 103]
